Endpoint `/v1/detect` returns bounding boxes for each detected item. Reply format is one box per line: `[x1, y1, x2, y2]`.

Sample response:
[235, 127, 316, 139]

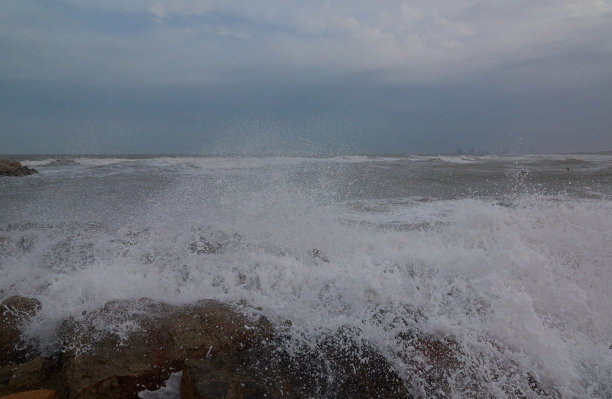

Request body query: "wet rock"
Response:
[182, 355, 275, 399]
[0, 161, 37, 177]
[1, 297, 41, 366]
[61, 299, 273, 399]
[395, 331, 463, 398]
[0, 365, 18, 385]
[7, 358, 56, 391]
[395, 330, 555, 398]
[0, 356, 63, 398]
[0, 390, 55, 399]
[182, 326, 412, 399]
[300, 328, 410, 398]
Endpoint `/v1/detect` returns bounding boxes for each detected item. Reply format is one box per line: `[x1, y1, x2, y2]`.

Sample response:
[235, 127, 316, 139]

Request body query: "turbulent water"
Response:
[1, 154, 611, 398]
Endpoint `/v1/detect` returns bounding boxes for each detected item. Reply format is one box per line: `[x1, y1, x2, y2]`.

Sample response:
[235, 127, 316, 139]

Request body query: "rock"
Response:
[8, 359, 54, 391]
[395, 330, 461, 397]
[61, 299, 273, 399]
[0, 296, 558, 398]
[0, 357, 63, 399]
[182, 355, 275, 399]
[300, 328, 410, 398]
[0, 365, 18, 385]
[0, 390, 55, 399]
[60, 300, 408, 399]
[0, 161, 37, 177]
[395, 330, 555, 398]
[182, 326, 412, 399]
[0, 297, 41, 366]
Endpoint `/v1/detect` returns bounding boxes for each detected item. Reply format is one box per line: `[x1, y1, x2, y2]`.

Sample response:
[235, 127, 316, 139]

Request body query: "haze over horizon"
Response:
[1, 1, 611, 155]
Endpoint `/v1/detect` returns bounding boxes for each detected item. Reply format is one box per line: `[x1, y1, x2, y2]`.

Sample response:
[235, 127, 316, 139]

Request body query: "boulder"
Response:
[0, 297, 41, 366]
[0, 161, 37, 177]
[182, 326, 412, 399]
[60, 299, 273, 399]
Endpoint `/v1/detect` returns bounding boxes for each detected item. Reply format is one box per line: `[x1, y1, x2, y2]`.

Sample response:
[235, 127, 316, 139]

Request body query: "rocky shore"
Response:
[0, 296, 554, 399]
[0, 161, 37, 177]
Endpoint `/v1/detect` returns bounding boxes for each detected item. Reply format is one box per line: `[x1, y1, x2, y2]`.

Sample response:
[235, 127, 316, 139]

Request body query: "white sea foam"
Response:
[20, 159, 56, 167]
[21, 155, 398, 173]
[21, 157, 139, 167]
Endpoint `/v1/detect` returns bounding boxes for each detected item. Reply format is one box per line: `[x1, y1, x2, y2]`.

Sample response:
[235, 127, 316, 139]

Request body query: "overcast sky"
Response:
[1, 0, 611, 154]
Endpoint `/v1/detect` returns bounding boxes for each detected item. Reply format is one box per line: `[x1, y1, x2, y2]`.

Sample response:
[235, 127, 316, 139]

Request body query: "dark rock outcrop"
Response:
[60, 299, 273, 399]
[3, 357, 63, 396]
[0, 296, 556, 399]
[182, 326, 412, 399]
[58, 299, 412, 399]
[0, 161, 37, 177]
[0, 296, 41, 366]
[395, 330, 556, 399]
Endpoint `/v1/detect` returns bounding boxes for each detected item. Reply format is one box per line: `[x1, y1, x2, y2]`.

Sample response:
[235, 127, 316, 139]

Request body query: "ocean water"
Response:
[1, 154, 611, 398]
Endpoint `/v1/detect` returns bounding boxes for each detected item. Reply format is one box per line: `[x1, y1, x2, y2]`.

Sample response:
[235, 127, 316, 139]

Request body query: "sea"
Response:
[1, 154, 611, 398]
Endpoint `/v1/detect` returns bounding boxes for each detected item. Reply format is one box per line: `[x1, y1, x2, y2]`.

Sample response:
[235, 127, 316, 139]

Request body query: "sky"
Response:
[1, 0, 611, 154]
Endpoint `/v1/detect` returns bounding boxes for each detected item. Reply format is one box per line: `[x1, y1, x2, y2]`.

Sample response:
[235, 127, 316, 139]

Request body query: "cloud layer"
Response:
[2, 0, 610, 86]
[1, 1, 611, 153]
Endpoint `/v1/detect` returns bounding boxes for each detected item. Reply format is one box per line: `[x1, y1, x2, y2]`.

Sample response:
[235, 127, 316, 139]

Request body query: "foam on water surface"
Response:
[1, 155, 611, 398]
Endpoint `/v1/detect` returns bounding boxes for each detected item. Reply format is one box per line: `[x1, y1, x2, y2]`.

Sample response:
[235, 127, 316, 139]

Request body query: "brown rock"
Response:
[0, 297, 41, 366]
[395, 330, 555, 398]
[61, 299, 273, 399]
[8, 359, 53, 391]
[0, 365, 18, 385]
[395, 330, 461, 397]
[0, 357, 63, 399]
[0, 390, 55, 399]
[182, 356, 274, 399]
[182, 327, 412, 399]
[0, 161, 37, 177]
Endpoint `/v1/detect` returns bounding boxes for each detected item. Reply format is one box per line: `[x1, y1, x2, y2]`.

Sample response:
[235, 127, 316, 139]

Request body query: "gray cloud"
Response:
[2, 0, 610, 86]
[1, 0, 611, 153]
